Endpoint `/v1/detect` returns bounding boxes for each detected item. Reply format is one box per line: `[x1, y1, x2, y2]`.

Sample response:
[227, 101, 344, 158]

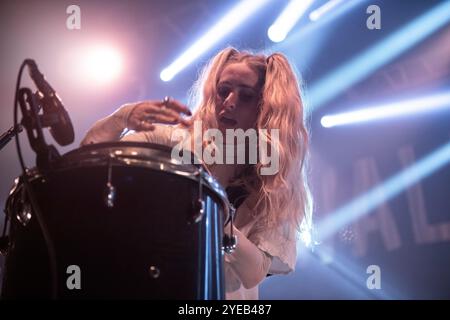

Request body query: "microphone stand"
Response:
[0, 124, 23, 151]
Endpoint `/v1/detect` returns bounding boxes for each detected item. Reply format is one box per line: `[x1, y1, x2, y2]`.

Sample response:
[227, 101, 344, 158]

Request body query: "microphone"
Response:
[25, 59, 74, 146]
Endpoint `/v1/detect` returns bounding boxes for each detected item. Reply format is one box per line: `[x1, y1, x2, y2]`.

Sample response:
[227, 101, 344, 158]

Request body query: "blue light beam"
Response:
[321, 92, 450, 128]
[160, 0, 271, 81]
[267, 0, 315, 43]
[318, 140, 450, 241]
[308, 1, 450, 114]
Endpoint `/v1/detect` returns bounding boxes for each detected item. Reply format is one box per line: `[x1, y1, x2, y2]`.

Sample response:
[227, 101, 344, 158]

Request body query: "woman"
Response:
[81, 47, 312, 299]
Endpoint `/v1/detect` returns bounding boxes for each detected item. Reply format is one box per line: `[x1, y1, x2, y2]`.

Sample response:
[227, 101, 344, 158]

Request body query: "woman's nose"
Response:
[223, 91, 237, 110]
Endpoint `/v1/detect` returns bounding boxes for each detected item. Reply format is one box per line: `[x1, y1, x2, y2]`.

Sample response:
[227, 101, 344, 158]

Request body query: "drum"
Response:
[1, 142, 229, 299]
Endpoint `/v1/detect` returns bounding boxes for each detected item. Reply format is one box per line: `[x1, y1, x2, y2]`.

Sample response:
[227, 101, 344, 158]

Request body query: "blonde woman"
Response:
[81, 47, 312, 300]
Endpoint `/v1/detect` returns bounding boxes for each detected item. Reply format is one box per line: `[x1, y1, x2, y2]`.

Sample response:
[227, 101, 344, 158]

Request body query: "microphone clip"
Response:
[18, 87, 61, 172]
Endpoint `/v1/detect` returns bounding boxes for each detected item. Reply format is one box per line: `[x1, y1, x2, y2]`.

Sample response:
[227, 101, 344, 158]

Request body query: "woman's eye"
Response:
[239, 92, 255, 102]
[217, 86, 230, 99]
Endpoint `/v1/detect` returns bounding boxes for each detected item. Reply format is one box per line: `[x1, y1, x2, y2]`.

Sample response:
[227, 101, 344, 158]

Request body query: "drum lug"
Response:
[189, 199, 205, 224]
[189, 167, 206, 224]
[222, 204, 237, 254]
[104, 182, 116, 208]
[222, 234, 237, 254]
[104, 153, 116, 208]
[16, 199, 33, 227]
[148, 265, 161, 279]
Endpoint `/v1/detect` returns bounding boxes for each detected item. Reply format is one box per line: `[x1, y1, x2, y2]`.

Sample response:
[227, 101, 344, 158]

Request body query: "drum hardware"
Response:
[189, 167, 205, 224]
[18, 87, 61, 172]
[1, 178, 18, 256]
[16, 197, 32, 227]
[104, 152, 116, 208]
[190, 199, 205, 224]
[4, 176, 34, 227]
[190, 166, 237, 253]
[222, 204, 237, 254]
[0, 124, 23, 152]
[222, 235, 237, 254]
[148, 265, 161, 279]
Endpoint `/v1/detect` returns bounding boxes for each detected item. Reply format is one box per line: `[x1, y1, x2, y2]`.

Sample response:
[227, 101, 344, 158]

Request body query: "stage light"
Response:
[267, 0, 315, 43]
[269, 0, 366, 98]
[81, 45, 123, 84]
[309, 0, 344, 22]
[299, 223, 313, 248]
[274, 0, 366, 52]
[308, 1, 450, 114]
[321, 92, 450, 128]
[160, 0, 271, 82]
[317, 140, 450, 241]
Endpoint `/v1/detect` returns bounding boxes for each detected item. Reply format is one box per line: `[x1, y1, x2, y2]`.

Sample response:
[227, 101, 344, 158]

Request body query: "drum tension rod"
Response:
[104, 153, 116, 208]
[190, 167, 205, 224]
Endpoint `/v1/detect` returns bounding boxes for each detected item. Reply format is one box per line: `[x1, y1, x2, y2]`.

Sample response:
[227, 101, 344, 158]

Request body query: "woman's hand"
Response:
[127, 97, 192, 131]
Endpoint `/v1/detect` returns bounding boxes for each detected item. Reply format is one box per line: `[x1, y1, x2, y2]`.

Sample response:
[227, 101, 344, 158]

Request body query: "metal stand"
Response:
[0, 124, 23, 151]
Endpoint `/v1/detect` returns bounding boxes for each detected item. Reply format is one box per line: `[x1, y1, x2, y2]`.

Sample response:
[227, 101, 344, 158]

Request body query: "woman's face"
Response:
[215, 62, 261, 134]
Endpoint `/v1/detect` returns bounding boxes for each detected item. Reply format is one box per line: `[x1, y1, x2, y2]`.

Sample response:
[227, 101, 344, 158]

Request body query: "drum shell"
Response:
[2, 144, 226, 299]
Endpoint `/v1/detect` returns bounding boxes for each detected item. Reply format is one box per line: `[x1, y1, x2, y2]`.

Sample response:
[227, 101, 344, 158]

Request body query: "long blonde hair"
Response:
[189, 47, 312, 234]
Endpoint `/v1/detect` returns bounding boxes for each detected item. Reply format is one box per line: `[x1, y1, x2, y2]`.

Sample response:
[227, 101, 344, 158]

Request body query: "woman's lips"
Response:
[219, 116, 237, 126]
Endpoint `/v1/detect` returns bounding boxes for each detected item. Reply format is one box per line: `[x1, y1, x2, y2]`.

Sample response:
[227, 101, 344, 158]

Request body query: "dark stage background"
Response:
[0, 0, 449, 299]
